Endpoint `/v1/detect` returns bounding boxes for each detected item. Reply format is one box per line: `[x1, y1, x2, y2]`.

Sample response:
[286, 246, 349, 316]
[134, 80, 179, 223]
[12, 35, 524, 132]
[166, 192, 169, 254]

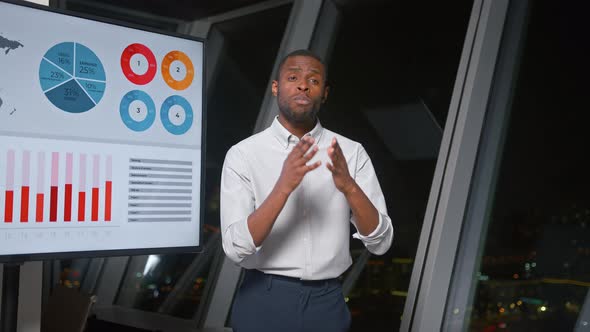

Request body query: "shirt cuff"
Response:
[352, 212, 388, 244]
[224, 218, 258, 263]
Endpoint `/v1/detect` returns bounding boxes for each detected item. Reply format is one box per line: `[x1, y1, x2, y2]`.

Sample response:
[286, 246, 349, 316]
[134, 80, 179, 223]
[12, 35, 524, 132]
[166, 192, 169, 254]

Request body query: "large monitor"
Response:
[0, 0, 205, 262]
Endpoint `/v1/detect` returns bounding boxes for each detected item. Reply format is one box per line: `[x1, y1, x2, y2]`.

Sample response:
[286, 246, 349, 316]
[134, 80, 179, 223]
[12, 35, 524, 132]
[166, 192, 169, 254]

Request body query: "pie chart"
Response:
[161, 50, 194, 90]
[160, 95, 193, 135]
[119, 90, 156, 132]
[39, 42, 106, 113]
[121, 43, 157, 85]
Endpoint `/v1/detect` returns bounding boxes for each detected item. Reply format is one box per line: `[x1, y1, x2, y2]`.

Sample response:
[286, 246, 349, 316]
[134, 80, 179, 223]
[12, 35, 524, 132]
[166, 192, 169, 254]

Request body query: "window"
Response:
[114, 3, 293, 319]
[445, 1, 590, 331]
[320, 1, 473, 330]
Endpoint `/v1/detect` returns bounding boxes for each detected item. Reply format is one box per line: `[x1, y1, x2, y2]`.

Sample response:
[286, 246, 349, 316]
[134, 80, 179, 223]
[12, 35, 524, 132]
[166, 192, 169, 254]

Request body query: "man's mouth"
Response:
[293, 95, 311, 105]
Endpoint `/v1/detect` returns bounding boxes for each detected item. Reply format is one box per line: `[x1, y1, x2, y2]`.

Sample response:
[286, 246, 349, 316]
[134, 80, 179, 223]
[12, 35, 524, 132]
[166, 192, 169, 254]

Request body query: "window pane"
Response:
[114, 4, 292, 319]
[321, 1, 472, 330]
[451, 2, 589, 331]
[58, 258, 90, 289]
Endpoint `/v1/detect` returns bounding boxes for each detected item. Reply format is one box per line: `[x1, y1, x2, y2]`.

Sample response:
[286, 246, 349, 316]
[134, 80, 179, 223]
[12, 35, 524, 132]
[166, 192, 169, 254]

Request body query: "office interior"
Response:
[0, 0, 589, 331]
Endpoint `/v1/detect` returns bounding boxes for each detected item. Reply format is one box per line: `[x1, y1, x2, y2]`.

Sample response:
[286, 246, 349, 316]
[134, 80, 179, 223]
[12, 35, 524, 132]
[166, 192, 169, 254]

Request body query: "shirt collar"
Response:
[271, 116, 324, 149]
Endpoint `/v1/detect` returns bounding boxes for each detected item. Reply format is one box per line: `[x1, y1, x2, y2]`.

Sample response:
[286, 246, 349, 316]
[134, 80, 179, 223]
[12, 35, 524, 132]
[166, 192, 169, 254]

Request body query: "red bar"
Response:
[64, 184, 72, 222]
[78, 192, 85, 221]
[105, 181, 112, 221]
[50, 186, 58, 222]
[36, 193, 44, 222]
[20, 186, 29, 222]
[4, 190, 13, 222]
[91, 188, 99, 221]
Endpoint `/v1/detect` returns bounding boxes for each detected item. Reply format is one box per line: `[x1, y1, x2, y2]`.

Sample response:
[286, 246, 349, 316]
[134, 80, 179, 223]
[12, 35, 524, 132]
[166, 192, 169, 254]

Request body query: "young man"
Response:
[220, 49, 393, 332]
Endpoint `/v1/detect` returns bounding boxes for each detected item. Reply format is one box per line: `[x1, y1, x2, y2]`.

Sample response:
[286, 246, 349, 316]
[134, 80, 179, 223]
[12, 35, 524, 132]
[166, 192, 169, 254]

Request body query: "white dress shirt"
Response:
[220, 118, 393, 280]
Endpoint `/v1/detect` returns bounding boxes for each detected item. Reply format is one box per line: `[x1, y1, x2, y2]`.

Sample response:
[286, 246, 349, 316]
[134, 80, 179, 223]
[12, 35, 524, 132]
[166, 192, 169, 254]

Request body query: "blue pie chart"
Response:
[160, 95, 193, 135]
[39, 42, 106, 113]
[120, 90, 156, 132]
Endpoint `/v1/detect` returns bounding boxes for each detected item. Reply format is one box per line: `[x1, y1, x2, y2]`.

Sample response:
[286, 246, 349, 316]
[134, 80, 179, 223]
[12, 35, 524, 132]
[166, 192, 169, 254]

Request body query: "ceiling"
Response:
[63, 0, 277, 21]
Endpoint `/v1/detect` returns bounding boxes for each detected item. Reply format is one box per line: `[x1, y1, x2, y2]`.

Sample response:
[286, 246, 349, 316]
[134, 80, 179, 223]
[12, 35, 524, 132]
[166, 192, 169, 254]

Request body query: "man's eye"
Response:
[309, 79, 319, 85]
[287, 76, 297, 81]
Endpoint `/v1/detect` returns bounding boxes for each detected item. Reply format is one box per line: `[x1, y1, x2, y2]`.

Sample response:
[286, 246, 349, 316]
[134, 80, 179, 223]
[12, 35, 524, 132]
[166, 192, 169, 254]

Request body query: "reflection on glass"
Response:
[116, 253, 212, 316]
[114, 4, 293, 319]
[322, 1, 472, 330]
[58, 258, 90, 289]
[465, 2, 589, 331]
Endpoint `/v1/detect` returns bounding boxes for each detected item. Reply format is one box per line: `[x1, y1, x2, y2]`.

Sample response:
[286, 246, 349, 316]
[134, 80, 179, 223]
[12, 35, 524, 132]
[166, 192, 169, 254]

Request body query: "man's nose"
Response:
[297, 84, 309, 92]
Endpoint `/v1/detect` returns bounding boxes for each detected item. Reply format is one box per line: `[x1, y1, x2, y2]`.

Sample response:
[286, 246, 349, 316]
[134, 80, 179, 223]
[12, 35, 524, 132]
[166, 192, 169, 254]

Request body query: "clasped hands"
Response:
[276, 136, 356, 196]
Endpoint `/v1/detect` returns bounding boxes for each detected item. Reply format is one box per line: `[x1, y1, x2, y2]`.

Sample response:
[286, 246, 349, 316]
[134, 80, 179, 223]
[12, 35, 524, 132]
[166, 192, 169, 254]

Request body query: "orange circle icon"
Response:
[161, 50, 194, 90]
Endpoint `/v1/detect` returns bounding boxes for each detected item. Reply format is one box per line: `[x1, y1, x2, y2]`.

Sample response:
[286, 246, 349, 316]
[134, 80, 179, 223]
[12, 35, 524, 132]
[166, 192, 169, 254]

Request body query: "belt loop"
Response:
[266, 274, 272, 290]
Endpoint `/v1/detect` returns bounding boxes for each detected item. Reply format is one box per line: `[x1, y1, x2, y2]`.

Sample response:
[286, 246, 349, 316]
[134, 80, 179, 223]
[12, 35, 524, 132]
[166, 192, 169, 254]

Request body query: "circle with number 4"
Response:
[119, 90, 156, 132]
[160, 95, 193, 135]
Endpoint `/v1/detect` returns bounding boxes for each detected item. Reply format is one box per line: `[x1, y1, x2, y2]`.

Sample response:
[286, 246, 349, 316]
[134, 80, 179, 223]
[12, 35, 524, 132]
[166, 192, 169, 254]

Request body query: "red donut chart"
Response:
[121, 43, 157, 85]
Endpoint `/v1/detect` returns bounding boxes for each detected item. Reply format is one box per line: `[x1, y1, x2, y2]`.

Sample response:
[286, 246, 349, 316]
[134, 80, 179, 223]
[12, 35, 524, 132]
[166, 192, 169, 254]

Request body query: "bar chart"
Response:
[2, 149, 113, 224]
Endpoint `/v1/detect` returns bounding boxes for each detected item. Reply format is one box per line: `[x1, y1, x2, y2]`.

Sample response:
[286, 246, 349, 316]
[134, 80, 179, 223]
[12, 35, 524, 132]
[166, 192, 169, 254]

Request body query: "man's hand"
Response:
[327, 137, 355, 194]
[276, 136, 321, 195]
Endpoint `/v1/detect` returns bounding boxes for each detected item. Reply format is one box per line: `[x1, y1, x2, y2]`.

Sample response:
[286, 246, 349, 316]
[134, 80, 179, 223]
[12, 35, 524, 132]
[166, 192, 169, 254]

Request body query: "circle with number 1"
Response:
[121, 43, 157, 85]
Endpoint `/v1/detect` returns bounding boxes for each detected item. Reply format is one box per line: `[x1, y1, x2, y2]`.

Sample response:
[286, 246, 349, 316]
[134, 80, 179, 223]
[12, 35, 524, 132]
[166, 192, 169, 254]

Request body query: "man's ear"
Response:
[322, 85, 330, 103]
[272, 80, 278, 96]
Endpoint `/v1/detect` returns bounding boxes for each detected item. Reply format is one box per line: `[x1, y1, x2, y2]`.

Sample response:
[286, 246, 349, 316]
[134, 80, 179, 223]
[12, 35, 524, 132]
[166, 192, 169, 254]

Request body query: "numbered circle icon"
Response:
[121, 43, 157, 85]
[160, 95, 193, 135]
[161, 51, 194, 90]
[120, 90, 156, 132]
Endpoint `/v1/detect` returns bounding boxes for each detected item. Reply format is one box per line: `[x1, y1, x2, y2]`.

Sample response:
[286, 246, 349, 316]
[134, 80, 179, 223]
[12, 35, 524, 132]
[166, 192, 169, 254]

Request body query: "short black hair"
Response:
[275, 49, 328, 83]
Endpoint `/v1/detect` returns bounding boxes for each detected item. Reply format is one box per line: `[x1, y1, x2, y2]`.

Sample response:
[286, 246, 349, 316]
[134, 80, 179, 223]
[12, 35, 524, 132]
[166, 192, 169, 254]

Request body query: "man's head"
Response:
[272, 49, 329, 126]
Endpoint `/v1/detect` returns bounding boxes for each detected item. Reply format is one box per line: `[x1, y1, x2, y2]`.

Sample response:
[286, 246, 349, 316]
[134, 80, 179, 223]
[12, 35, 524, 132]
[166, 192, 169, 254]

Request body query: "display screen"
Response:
[0, 0, 205, 261]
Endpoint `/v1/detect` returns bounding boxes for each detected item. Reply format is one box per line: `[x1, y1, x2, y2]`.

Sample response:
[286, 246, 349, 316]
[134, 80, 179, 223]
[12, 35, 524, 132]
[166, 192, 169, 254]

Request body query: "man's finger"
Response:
[332, 138, 343, 154]
[295, 145, 318, 166]
[304, 145, 319, 161]
[328, 147, 338, 163]
[326, 162, 335, 173]
[296, 136, 314, 155]
[305, 161, 322, 172]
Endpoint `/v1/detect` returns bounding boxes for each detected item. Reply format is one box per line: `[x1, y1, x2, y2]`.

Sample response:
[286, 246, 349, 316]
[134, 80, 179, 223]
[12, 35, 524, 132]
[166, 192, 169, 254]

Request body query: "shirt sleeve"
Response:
[220, 146, 257, 263]
[350, 144, 394, 255]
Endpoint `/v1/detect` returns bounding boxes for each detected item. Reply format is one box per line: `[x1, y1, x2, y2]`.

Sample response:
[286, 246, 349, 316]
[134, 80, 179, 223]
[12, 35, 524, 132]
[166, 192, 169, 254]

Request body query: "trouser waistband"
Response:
[245, 269, 339, 288]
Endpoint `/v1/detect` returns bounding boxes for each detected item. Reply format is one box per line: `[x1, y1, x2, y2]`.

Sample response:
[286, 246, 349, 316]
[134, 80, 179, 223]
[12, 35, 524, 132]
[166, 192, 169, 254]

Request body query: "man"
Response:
[220, 49, 393, 332]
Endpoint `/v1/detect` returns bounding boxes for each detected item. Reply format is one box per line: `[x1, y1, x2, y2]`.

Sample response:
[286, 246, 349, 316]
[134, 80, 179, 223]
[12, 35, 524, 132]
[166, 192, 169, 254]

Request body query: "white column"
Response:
[17, 261, 43, 332]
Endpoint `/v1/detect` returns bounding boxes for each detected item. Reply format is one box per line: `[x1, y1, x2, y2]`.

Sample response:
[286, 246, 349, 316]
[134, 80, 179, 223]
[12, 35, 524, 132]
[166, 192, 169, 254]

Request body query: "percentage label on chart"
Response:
[64, 88, 79, 97]
[58, 57, 71, 65]
[85, 82, 96, 89]
[79, 66, 96, 75]
[50, 71, 65, 79]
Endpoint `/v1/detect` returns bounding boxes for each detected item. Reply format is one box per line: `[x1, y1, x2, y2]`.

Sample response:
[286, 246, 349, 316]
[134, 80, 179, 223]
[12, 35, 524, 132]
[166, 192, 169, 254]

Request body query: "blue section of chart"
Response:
[77, 79, 106, 104]
[75, 43, 106, 81]
[45, 79, 95, 113]
[40, 42, 106, 113]
[160, 95, 193, 135]
[43, 42, 74, 75]
[120, 90, 156, 132]
[39, 58, 72, 91]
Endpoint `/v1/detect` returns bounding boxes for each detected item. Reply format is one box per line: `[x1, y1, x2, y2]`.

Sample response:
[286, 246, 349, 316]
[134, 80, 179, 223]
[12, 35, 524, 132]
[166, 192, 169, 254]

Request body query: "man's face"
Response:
[272, 55, 328, 125]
